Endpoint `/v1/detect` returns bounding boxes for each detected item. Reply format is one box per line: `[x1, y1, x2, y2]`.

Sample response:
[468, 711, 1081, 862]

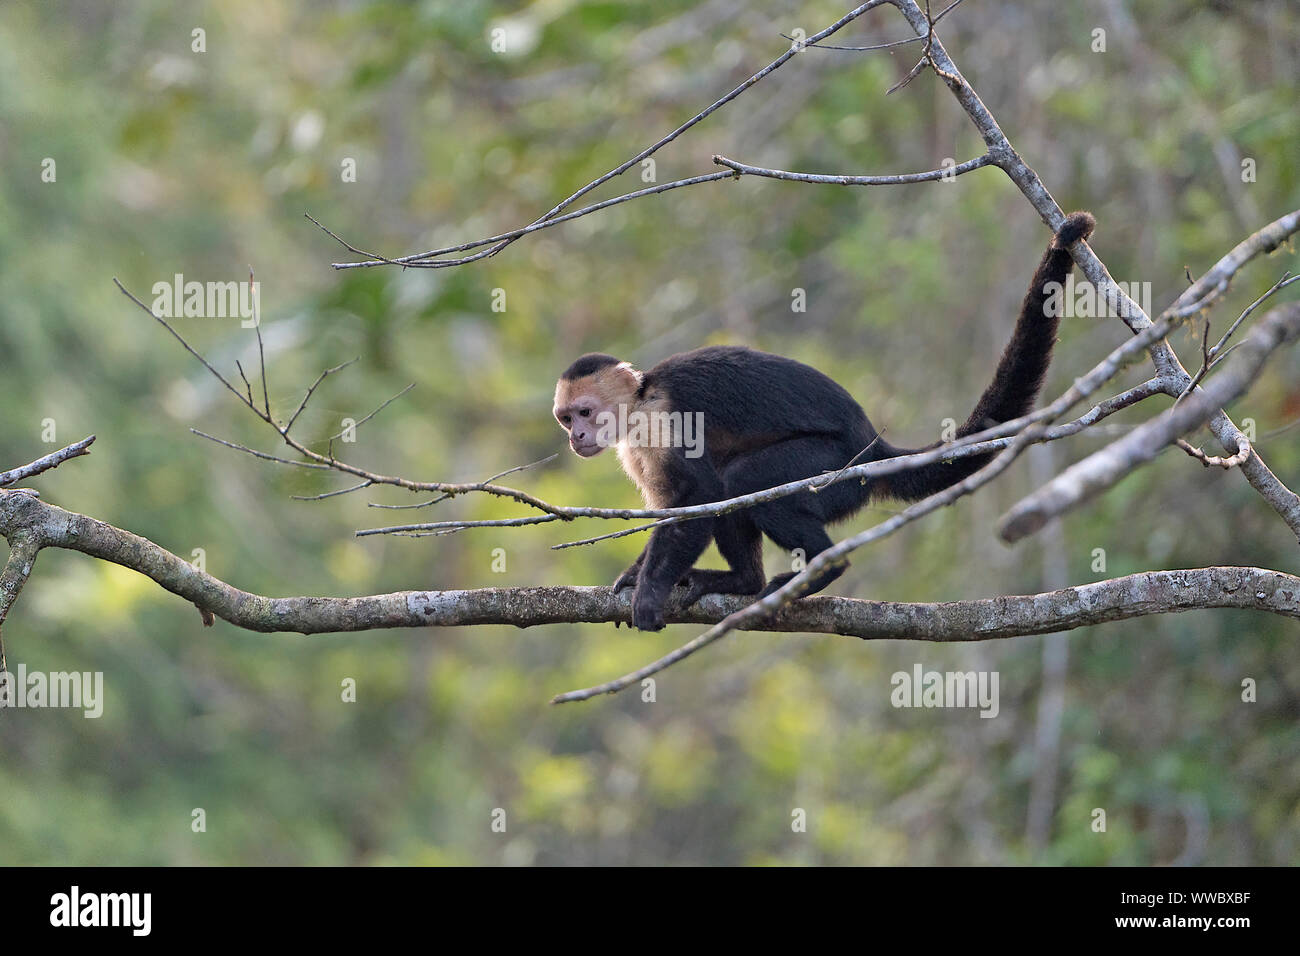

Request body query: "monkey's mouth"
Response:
[571, 440, 604, 457]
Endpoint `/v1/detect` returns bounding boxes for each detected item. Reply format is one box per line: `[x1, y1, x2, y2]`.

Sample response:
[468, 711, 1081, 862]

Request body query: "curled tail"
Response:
[878, 211, 1096, 501]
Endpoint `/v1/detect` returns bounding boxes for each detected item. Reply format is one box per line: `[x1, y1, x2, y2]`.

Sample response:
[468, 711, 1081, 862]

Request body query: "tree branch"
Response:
[999, 302, 1300, 541]
[0, 487, 1293, 675]
[712, 152, 993, 185]
[887, 0, 1300, 540]
[322, 0, 895, 270]
[551, 565, 1300, 701]
[0, 435, 96, 487]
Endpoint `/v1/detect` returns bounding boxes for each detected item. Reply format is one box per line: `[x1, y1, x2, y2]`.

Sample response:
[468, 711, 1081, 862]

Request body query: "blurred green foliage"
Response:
[0, 0, 1297, 865]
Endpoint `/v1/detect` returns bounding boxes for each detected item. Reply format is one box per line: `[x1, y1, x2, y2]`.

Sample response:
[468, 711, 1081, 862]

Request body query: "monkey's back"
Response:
[643, 346, 876, 446]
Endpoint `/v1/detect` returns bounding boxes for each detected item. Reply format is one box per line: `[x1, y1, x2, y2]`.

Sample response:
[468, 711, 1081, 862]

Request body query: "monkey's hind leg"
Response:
[677, 513, 765, 606]
[751, 504, 847, 600]
[723, 436, 853, 601]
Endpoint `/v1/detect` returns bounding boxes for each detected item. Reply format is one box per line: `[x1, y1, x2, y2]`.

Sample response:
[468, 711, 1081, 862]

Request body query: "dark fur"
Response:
[561, 353, 621, 380]
[599, 213, 1095, 629]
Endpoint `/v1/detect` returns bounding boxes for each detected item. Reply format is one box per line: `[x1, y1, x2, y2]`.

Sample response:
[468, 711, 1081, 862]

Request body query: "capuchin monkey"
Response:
[554, 212, 1096, 631]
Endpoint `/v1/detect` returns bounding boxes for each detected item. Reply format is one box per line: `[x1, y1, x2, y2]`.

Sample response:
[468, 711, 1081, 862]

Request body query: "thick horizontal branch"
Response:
[1, 490, 1294, 645]
[552, 565, 1300, 697]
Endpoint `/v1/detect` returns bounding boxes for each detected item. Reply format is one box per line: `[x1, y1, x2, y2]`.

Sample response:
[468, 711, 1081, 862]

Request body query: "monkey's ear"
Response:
[614, 361, 644, 388]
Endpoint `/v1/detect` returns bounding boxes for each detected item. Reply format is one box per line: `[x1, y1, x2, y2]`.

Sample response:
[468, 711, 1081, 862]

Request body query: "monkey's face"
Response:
[554, 393, 610, 457]
[553, 362, 640, 458]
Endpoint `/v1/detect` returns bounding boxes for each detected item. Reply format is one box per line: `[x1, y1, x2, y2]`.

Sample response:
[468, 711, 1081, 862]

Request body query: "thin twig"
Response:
[1176, 437, 1251, 469]
[811, 434, 884, 491]
[552, 519, 677, 550]
[285, 357, 360, 435]
[323, 1, 895, 270]
[0, 436, 96, 487]
[322, 383, 416, 442]
[1174, 271, 1297, 409]
[250, 266, 270, 417]
[190, 429, 331, 469]
[368, 454, 560, 510]
[292, 480, 374, 502]
[713, 152, 992, 185]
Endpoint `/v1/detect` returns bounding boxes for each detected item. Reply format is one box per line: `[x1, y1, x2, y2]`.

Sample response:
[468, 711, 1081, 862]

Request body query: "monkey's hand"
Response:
[611, 560, 645, 629]
[630, 585, 667, 632]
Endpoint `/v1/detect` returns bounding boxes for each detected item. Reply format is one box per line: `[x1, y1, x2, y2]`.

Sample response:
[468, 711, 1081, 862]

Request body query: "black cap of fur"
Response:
[561, 353, 621, 380]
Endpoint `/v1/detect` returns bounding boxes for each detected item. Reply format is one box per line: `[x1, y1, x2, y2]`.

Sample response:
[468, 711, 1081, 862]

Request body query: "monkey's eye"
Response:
[560, 415, 571, 426]
[579, 408, 591, 418]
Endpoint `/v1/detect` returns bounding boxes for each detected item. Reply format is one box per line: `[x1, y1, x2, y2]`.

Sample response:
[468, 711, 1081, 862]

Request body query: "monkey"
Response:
[553, 212, 1096, 631]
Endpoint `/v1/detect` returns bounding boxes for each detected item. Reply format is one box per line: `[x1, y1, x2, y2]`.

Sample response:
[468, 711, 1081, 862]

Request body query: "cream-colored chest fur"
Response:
[614, 390, 678, 509]
[617, 441, 671, 509]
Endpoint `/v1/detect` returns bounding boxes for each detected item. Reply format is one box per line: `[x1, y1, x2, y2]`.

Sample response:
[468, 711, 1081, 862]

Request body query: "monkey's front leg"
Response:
[630, 519, 714, 631]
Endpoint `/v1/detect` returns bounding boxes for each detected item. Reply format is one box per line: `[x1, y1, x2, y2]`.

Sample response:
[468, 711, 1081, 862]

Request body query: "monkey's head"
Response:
[553, 353, 642, 457]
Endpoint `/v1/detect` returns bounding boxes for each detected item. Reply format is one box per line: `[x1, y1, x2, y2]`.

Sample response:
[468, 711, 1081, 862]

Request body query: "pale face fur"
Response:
[553, 362, 641, 458]
[553, 361, 673, 507]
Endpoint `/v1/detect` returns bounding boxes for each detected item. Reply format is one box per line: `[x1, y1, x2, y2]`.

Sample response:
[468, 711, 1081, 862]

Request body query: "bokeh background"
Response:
[1, 0, 1297, 865]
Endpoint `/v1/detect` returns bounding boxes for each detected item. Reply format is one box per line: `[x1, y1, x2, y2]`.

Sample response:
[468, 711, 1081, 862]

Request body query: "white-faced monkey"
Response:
[554, 212, 1095, 631]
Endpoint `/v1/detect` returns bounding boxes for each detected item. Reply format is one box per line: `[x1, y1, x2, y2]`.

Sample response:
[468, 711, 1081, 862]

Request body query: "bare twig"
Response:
[788, 0, 967, 52]
[291, 480, 374, 502]
[1174, 271, 1298, 409]
[113, 280, 576, 517]
[190, 429, 331, 469]
[286, 358, 360, 435]
[552, 519, 678, 550]
[0, 436, 96, 487]
[712, 152, 992, 185]
[320, 384, 416, 443]
[316, 174, 739, 267]
[1176, 437, 1251, 469]
[367, 453, 561, 510]
[251, 266, 270, 417]
[324, 0, 895, 270]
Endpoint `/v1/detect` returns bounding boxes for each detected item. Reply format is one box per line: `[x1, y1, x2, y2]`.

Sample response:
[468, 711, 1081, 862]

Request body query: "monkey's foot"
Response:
[676, 569, 764, 607]
[612, 563, 641, 592]
[757, 572, 797, 599]
[757, 562, 848, 600]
